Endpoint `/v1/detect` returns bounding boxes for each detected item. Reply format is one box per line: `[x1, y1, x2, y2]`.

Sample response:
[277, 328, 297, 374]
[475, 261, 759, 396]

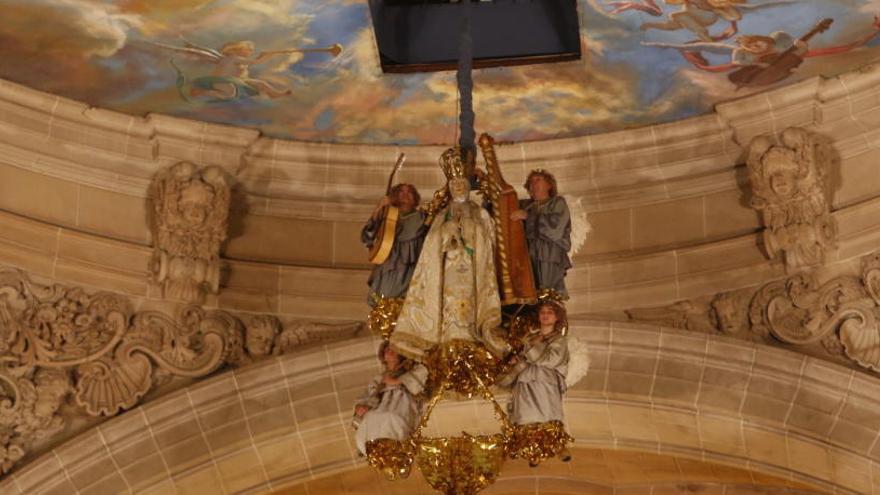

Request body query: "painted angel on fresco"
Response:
[642, 16, 880, 88]
[150, 38, 343, 102]
[605, 0, 791, 42]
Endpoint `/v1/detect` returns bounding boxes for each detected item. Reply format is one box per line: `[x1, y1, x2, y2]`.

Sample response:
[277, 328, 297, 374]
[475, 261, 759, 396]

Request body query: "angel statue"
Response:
[509, 169, 590, 300]
[352, 342, 428, 457]
[505, 302, 570, 429]
[150, 37, 343, 102]
[498, 299, 591, 466]
[389, 148, 507, 361]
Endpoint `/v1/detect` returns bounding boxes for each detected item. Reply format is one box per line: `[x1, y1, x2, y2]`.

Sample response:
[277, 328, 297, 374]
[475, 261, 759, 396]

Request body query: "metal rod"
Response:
[456, 0, 476, 172]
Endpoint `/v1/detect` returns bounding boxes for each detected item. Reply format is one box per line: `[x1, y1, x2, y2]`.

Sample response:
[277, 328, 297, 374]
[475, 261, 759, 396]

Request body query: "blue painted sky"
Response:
[0, 0, 878, 143]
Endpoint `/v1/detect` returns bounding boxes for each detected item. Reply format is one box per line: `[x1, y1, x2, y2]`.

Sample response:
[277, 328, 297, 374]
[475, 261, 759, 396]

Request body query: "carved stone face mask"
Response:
[246, 328, 274, 357]
[34, 370, 70, 418]
[770, 173, 795, 198]
[179, 181, 214, 226]
[246, 316, 279, 357]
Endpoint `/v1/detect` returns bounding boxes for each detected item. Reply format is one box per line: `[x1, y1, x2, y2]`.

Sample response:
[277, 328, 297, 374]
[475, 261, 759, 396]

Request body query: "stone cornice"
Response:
[1, 64, 878, 221]
[3, 324, 877, 493]
[1, 194, 879, 316]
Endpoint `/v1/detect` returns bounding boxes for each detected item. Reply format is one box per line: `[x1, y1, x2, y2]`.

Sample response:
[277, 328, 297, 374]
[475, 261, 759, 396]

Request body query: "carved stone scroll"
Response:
[75, 306, 243, 416]
[747, 272, 869, 359]
[746, 127, 836, 273]
[0, 267, 364, 475]
[627, 252, 880, 374]
[150, 162, 231, 304]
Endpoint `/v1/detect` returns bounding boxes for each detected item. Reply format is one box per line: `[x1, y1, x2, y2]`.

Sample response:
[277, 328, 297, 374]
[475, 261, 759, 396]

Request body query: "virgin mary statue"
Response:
[390, 148, 506, 361]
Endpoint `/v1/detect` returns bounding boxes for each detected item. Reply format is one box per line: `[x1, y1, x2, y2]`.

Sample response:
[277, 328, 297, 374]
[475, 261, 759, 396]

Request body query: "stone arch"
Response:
[3, 322, 877, 494]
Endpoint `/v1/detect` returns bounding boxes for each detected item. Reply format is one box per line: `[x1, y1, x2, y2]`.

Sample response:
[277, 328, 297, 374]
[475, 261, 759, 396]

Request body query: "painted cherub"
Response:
[642, 16, 880, 84]
[606, 0, 791, 42]
[151, 37, 342, 102]
[644, 30, 807, 69]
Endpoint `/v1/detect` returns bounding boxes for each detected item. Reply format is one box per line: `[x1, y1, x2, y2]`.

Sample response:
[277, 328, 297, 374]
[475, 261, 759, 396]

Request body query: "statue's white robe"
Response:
[390, 199, 505, 360]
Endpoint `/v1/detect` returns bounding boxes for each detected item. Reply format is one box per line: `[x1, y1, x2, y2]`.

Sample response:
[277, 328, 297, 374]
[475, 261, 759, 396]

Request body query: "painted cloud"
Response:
[0, 0, 878, 144]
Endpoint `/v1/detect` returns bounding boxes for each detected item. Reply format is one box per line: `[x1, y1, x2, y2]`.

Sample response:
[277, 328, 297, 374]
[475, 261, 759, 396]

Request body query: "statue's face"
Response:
[178, 182, 213, 226]
[395, 185, 417, 212]
[449, 178, 469, 201]
[527, 175, 552, 201]
[711, 296, 740, 334]
[769, 173, 795, 198]
[383, 346, 401, 370]
[538, 304, 558, 330]
[246, 325, 275, 357]
[180, 199, 209, 226]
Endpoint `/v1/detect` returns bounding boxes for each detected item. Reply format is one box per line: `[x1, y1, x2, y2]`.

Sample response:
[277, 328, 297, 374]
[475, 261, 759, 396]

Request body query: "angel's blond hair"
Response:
[220, 40, 255, 56]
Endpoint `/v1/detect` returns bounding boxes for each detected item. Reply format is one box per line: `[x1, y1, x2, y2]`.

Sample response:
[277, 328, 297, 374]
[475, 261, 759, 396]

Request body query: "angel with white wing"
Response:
[505, 301, 570, 428]
[500, 300, 590, 464]
[150, 37, 342, 102]
[511, 169, 591, 299]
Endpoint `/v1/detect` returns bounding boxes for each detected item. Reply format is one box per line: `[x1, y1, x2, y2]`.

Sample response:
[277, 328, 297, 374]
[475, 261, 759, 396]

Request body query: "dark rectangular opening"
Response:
[369, 0, 581, 73]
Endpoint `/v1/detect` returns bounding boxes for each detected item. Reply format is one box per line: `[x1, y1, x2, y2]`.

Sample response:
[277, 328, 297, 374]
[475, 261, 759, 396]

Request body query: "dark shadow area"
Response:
[369, 0, 581, 72]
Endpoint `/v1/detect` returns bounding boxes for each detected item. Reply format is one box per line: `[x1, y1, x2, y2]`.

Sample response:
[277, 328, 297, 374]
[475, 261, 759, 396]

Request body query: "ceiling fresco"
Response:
[1, 0, 879, 145]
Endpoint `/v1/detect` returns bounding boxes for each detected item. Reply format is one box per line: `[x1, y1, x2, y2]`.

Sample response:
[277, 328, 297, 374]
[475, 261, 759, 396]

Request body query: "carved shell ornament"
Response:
[75, 306, 241, 416]
[863, 254, 880, 304]
[842, 255, 880, 371]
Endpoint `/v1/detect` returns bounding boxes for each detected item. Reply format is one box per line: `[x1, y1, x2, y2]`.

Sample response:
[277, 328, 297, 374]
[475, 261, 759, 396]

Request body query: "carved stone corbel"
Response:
[746, 127, 837, 273]
[150, 162, 230, 304]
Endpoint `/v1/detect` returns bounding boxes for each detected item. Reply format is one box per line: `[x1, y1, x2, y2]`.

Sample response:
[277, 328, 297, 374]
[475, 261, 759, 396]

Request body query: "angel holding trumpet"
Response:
[150, 37, 343, 102]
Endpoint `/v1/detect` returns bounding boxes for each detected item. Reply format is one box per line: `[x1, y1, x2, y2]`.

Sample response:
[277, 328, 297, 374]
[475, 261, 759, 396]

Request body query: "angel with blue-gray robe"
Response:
[514, 170, 572, 298]
[361, 184, 428, 306]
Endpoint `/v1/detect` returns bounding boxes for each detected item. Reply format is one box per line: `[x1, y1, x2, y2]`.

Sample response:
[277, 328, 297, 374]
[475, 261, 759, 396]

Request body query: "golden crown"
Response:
[439, 147, 467, 181]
